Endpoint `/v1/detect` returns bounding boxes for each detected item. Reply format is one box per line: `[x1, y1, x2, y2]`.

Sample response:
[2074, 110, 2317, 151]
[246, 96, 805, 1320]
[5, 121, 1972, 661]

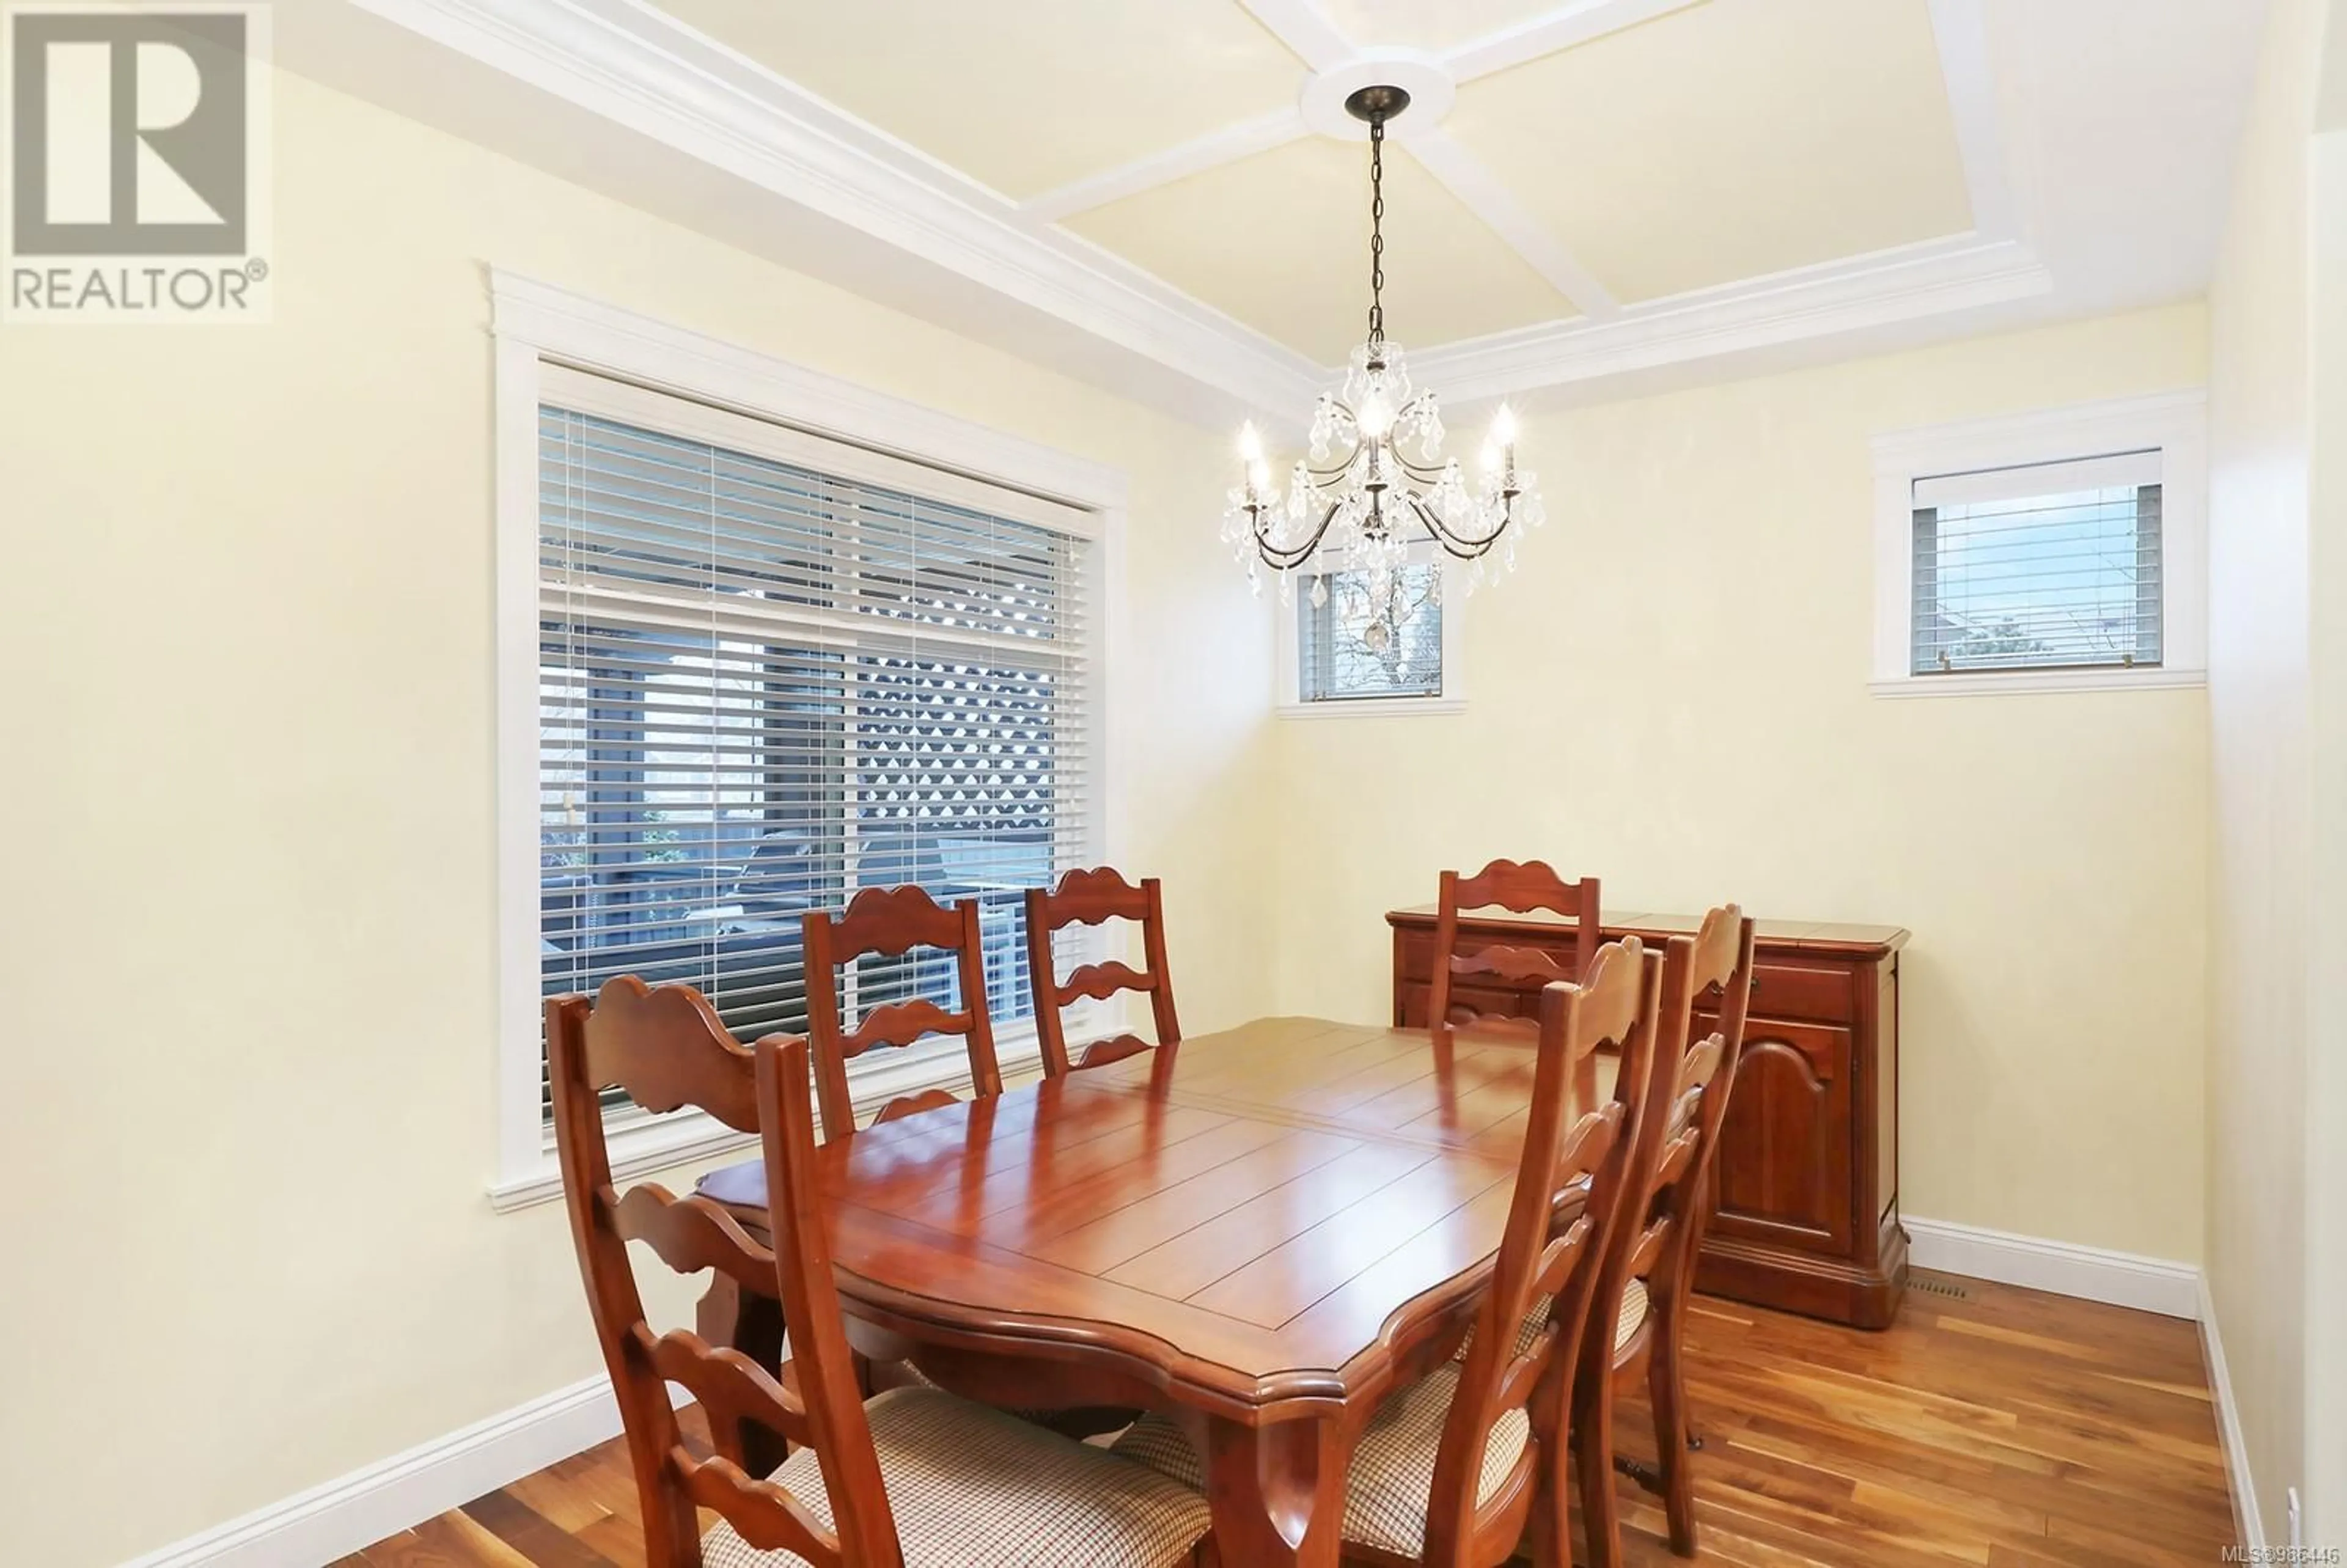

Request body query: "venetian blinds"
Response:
[535, 368, 1095, 1113]
[1910, 450, 2164, 676]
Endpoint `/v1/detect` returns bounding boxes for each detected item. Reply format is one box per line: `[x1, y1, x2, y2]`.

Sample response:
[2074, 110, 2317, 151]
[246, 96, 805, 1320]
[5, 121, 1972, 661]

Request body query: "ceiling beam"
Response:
[1236, 0, 1354, 73]
[1926, 0, 2018, 239]
[1442, 0, 1708, 83]
[1023, 109, 1308, 222]
[1405, 129, 1620, 318]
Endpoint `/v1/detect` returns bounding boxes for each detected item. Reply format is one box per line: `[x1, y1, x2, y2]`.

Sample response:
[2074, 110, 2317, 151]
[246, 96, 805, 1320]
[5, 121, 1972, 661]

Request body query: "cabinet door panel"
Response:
[1705, 1016, 1854, 1253]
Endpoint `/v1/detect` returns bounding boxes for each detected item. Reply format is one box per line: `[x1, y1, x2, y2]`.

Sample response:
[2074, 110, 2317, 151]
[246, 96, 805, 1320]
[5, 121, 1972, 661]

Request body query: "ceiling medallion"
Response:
[1224, 84, 1542, 617]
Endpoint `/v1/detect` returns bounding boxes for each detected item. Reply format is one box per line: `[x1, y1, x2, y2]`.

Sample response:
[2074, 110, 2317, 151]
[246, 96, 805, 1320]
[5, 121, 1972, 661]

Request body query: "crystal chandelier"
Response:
[1222, 84, 1543, 617]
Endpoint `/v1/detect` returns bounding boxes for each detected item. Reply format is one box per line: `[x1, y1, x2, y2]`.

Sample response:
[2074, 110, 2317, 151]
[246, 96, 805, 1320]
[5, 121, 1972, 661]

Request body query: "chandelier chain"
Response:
[1367, 113, 1386, 351]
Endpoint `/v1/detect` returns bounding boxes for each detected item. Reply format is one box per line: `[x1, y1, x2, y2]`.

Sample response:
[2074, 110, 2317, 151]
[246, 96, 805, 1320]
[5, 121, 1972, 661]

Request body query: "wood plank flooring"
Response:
[350, 1272, 2234, 1567]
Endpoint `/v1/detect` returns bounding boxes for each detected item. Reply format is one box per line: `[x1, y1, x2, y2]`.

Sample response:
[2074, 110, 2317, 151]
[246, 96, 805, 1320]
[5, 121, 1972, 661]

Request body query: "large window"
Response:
[496, 332, 1106, 1203]
[1871, 394, 2206, 697]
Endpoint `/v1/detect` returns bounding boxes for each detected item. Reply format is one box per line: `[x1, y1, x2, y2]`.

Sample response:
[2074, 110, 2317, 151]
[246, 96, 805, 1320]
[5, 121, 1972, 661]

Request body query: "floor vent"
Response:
[1908, 1271, 1970, 1300]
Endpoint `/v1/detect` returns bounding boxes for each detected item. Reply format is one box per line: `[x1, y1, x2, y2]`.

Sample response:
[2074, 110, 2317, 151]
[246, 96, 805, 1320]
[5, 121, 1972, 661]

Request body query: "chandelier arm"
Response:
[1402, 493, 1493, 560]
[1419, 492, 1518, 556]
[1251, 498, 1342, 570]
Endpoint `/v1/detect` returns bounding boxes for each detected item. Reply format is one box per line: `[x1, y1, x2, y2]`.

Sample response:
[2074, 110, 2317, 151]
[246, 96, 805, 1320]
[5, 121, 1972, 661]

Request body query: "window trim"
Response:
[1273, 541, 1467, 718]
[489, 270, 1127, 1210]
[1869, 390, 2208, 698]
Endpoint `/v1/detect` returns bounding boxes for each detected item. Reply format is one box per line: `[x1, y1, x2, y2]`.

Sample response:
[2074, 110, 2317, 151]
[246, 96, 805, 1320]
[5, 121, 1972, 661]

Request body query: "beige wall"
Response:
[2206, 0, 2329, 1544]
[1269, 305, 2212, 1265]
[2310, 119, 2347, 1554]
[0, 67, 1275, 1568]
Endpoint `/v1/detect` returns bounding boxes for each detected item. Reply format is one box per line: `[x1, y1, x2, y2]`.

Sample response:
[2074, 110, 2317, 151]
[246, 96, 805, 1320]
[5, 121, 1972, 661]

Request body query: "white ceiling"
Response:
[287, 0, 2271, 427]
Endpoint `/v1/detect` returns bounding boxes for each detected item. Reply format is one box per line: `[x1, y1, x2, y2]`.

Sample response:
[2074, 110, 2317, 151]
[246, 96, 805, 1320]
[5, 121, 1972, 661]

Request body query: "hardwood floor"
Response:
[348, 1272, 2234, 1567]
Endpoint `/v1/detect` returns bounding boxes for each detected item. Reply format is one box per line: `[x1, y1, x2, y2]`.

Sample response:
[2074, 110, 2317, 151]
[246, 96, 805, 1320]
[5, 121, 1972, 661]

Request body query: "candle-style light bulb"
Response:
[1238, 421, 1264, 463]
[1490, 403, 1518, 450]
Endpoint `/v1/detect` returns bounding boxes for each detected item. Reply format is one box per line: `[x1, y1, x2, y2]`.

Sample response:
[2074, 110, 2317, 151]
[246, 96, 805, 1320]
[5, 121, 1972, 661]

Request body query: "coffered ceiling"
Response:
[298, 0, 2269, 424]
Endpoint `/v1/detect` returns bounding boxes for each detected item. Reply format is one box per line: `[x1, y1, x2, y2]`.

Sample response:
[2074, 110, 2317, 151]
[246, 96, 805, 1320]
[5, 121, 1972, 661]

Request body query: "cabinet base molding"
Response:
[1697, 1215, 1910, 1329]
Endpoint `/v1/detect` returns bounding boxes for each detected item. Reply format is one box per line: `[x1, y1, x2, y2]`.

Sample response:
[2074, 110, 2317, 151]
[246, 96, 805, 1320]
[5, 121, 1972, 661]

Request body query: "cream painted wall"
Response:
[0, 67, 1274, 1568]
[2207, 0, 2324, 1544]
[2309, 121, 2347, 1548]
[1269, 305, 2211, 1265]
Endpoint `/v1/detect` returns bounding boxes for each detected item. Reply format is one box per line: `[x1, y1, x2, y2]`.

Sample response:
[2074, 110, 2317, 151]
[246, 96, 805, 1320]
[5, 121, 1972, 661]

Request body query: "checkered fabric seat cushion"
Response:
[1110, 1364, 1531, 1559]
[700, 1386, 1211, 1568]
[1454, 1276, 1651, 1364]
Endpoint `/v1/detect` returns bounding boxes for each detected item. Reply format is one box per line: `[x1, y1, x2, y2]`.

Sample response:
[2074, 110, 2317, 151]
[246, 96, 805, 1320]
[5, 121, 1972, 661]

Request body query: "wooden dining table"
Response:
[699, 1014, 1611, 1567]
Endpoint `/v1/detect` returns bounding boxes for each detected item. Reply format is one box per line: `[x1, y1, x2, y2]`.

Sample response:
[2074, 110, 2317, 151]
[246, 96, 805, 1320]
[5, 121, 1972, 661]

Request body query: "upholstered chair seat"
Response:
[703, 1386, 1211, 1568]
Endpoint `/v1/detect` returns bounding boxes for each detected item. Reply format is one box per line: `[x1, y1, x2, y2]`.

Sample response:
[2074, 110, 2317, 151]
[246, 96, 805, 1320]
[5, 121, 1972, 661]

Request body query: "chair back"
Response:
[549, 979, 900, 1568]
[1581, 905, 1755, 1378]
[1427, 860, 1601, 1047]
[1422, 937, 1661, 1566]
[1026, 866, 1181, 1074]
[803, 885, 1003, 1139]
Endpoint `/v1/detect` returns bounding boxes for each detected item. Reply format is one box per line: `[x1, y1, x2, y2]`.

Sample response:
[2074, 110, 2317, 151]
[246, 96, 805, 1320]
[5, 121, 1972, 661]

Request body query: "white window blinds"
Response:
[1296, 560, 1445, 702]
[1910, 450, 2163, 676]
[535, 368, 1093, 1115]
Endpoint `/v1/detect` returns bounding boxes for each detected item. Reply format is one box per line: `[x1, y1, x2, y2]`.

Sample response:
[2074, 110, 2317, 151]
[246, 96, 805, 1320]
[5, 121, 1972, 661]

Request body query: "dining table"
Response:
[698, 1013, 1614, 1568]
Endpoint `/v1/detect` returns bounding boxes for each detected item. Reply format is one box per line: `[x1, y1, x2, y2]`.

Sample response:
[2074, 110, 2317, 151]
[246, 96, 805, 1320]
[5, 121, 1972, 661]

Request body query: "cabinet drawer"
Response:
[1744, 961, 1856, 1025]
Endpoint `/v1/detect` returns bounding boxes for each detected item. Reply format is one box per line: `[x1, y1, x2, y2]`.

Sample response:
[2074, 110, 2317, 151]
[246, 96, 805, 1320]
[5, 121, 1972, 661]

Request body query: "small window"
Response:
[1276, 548, 1464, 716]
[1909, 452, 2162, 676]
[1299, 562, 1444, 702]
[1871, 394, 2206, 697]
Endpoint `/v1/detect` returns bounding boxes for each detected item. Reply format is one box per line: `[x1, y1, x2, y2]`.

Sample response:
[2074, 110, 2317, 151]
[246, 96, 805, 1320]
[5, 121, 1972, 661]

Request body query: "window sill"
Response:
[1277, 697, 1466, 720]
[488, 1024, 1049, 1214]
[1868, 667, 2207, 699]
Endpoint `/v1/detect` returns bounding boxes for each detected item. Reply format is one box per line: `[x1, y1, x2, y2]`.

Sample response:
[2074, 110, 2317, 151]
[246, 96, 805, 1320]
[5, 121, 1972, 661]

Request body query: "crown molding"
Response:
[347, 0, 2060, 422]
[1409, 235, 2052, 403]
[350, 0, 1323, 415]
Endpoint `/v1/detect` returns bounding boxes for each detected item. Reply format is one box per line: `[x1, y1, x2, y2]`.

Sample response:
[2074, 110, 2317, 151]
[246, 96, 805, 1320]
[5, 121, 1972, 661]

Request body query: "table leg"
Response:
[1200, 1413, 1348, 1568]
[696, 1275, 789, 1479]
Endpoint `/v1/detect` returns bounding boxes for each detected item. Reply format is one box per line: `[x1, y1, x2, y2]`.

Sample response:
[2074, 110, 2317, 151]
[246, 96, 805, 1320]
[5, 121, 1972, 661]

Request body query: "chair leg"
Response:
[1573, 1379, 1623, 1568]
[1647, 1309, 1698, 1557]
[1532, 1459, 1570, 1568]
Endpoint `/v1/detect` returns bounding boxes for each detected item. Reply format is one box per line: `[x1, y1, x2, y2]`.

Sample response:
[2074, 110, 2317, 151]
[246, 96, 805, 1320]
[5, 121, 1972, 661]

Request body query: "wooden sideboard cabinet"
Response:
[1387, 904, 1910, 1329]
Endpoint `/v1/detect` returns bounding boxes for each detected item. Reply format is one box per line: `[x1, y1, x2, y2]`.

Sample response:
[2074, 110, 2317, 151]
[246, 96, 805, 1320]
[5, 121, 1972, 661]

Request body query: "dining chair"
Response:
[1026, 866, 1181, 1074]
[1571, 904, 1756, 1566]
[1425, 861, 1601, 1050]
[803, 885, 1003, 1141]
[548, 976, 1216, 1568]
[1112, 937, 1662, 1568]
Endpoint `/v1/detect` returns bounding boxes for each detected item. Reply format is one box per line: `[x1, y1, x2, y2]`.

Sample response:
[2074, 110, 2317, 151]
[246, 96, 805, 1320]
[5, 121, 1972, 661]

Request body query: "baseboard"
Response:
[1903, 1215, 2201, 1319]
[2197, 1272, 2266, 1551]
[119, 1374, 650, 1568]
